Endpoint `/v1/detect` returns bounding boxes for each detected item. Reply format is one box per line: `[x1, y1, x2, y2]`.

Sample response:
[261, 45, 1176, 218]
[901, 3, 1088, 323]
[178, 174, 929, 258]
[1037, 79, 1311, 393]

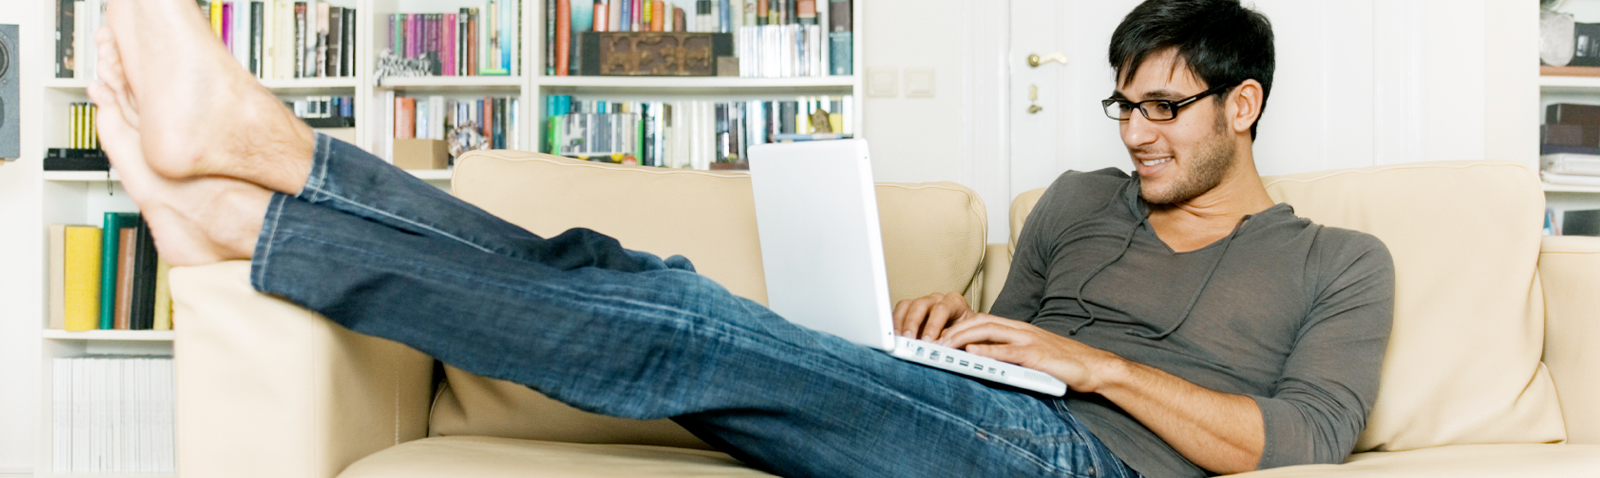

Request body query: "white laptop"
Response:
[747, 139, 1067, 396]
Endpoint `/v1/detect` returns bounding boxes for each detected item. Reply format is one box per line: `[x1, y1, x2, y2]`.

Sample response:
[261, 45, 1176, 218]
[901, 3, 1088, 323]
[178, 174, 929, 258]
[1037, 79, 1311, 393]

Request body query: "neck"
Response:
[1147, 152, 1275, 223]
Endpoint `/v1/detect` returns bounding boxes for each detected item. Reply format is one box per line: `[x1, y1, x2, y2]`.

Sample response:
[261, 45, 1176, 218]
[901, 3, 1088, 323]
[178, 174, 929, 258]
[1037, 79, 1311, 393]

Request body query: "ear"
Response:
[1227, 79, 1264, 136]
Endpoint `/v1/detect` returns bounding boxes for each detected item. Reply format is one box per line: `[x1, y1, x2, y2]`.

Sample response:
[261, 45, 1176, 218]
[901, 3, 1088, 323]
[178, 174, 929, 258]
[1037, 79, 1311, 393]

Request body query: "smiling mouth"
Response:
[1140, 158, 1172, 167]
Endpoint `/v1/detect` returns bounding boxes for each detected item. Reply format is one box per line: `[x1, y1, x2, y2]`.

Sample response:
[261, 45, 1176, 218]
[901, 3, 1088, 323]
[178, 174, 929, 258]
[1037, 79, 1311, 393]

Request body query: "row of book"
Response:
[48, 215, 174, 332]
[287, 95, 356, 128]
[385, 1, 525, 77]
[545, 0, 852, 77]
[1542, 103, 1600, 186]
[52, 356, 175, 474]
[67, 102, 100, 150]
[390, 94, 522, 156]
[55, 0, 103, 79]
[543, 95, 852, 168]
[200, 0, 359, 79]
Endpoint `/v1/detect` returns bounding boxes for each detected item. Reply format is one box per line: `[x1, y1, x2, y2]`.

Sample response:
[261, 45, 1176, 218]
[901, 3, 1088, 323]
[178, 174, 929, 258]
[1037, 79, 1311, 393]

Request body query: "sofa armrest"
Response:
[979, 243, 1010, 314]
[172, 261, 434, 477]
[1539, 236, 1600, 445]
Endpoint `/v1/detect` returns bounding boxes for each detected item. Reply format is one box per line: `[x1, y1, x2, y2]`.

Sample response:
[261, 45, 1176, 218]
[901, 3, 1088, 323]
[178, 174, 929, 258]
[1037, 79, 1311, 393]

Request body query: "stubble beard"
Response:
[1140, 109, 1236, 205]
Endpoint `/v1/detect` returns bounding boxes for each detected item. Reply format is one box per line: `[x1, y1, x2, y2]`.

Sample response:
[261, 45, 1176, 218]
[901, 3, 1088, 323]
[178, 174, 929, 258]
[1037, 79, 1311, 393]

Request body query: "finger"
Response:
[963, 343, 1030, 366]
[892, 299, 911, 335]
[900, 297, 937, 338]
[921, 303, 957, 342]
[940, 321, 1029, 350]
[938, 314, 1009, 344]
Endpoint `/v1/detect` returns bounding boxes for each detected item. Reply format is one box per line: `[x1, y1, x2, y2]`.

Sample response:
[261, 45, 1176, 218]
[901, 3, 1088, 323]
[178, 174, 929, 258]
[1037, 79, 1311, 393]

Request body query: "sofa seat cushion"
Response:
[1232, 444, 1600, 477]
[340, 436, 774, 478]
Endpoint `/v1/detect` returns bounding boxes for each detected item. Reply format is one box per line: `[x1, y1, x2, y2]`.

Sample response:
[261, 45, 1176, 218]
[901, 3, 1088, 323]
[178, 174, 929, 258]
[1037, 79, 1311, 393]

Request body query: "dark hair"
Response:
[1109, 0, 1274, 139]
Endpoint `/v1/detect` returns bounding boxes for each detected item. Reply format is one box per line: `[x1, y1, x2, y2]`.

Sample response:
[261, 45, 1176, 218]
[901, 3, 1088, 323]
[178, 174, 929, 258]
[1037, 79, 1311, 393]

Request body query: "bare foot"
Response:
[92, 72, 272, 267]
[103, 0, 314, 195]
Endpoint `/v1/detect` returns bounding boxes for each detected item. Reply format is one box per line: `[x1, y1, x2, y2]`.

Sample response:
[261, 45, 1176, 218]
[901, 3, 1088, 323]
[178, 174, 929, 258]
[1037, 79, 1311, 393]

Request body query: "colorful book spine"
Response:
[61, 225, 102, 331]
[556, 0, 571, 76]
[112, 226, 136, 330]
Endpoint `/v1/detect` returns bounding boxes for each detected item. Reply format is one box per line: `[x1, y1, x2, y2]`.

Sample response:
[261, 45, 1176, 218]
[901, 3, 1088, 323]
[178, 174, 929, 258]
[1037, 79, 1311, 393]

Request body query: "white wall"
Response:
[859, 0, 968, 185]
[0, 0, 44, 473]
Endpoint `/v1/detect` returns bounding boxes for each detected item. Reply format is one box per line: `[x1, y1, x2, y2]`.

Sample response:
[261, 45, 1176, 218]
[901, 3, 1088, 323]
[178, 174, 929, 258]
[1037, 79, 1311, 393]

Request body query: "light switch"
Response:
[868, 68, 898, 97]
[905, 67, 935, 98]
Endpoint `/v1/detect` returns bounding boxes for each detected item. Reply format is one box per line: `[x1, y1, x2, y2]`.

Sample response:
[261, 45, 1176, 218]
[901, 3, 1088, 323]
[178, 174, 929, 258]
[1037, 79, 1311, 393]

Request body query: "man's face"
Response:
[1113, 51, 1238, 205]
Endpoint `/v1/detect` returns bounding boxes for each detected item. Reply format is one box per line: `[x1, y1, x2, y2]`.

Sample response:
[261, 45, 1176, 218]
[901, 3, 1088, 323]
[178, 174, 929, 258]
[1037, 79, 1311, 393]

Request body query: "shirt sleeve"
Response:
[1254, 231, 1395, 469]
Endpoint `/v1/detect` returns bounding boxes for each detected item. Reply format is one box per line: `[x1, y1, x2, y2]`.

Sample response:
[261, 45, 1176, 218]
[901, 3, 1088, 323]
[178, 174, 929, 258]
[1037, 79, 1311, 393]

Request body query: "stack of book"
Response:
[1542, 103, 1600, 186]
[198, 0, 358, 79]
[47, 215, 174, 333]
[67, 102, 99, 150]
[391, 94, 519, 154]
[544, 94, 850, 168]
[546, 0, 851, 77]
[52, 356, 175, 475]
[386, 1, 524, 77]
[287, 95, 355, 128]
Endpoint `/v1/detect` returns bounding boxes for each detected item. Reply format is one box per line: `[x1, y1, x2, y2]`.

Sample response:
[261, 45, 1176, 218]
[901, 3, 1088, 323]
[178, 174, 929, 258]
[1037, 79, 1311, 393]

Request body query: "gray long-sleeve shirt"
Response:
[990, 168, 1394, 477]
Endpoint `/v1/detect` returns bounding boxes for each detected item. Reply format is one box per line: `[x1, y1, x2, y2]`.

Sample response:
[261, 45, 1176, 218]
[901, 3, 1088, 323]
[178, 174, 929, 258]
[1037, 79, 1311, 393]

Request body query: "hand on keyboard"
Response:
[891, 292, 979, 342]
[935, 314, 1125, 395]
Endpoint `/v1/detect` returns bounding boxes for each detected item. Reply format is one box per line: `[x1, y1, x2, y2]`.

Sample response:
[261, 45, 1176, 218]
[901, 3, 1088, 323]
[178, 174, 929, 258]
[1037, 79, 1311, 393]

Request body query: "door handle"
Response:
[1027, 52, 1069, 68]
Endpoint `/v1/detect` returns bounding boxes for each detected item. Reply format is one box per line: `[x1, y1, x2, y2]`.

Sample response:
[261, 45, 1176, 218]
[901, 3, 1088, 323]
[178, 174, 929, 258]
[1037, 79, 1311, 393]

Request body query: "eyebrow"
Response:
[1111, 88, 1183, 102]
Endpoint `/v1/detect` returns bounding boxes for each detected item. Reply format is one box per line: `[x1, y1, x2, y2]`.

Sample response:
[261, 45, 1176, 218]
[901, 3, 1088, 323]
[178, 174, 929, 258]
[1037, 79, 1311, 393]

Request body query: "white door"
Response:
[971, 1, 1390, 242]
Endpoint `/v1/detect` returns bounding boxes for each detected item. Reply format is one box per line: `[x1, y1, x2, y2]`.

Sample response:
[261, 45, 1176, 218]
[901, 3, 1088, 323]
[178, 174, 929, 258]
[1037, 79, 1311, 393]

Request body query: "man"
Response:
[92, 0, 1391, 476]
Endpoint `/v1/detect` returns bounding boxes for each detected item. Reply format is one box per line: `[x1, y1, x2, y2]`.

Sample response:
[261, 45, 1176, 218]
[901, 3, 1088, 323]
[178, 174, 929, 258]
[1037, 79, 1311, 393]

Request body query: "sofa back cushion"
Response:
[429, 151, 988, 446]
[1010, 161, 1565, 453]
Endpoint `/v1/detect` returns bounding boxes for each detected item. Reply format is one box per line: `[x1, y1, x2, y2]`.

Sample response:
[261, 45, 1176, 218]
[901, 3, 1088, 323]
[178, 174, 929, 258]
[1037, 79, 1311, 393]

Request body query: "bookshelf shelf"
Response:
[43, 171, 119, 182]
[42, 330, 176, 342]
[539, 76, 857, 90]
[378, 76, 525, 89]
[259, 77, 360, 92]
[408, 169, 453, 181]
[1543, 182, 1600, 193]
[1540, 75, 1600, 94]
[44, 78, 91, 89]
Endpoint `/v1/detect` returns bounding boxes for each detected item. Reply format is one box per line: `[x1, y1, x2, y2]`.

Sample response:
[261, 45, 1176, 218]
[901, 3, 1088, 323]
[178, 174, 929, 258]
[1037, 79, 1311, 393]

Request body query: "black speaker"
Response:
[0, 24, 18, 160]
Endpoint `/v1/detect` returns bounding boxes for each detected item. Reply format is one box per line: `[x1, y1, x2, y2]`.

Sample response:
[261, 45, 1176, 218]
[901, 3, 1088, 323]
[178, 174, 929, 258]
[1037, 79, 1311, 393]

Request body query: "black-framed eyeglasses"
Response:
[1101, 83, 1238, 122]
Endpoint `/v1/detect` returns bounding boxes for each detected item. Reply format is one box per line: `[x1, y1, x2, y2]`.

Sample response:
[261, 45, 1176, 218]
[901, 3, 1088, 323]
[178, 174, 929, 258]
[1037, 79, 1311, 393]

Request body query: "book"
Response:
[325, 6, 340, 77]
[98, 213, 134, 330]
[57, 0, 75, 78]
[315, 1, 329, 77]
[113, 226, 137, 330]
[1544, 124, 1600, 147]
[249, 1, 262, 74]
[1542, 153, 1600, 176]
[396, 96, 416, 139]
[1547, 103, 1600, 126]
[827, 0, 849, 75]
[556, 0, 571, 76]
[153, 260, 173, 331]
[56, 225, 104, 331]
[129, 218, 159, 330]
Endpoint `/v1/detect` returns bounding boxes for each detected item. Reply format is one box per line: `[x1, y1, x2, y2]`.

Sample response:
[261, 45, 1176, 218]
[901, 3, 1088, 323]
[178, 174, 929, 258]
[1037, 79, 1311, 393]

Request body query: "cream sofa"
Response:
[171, 155, 1600, 477]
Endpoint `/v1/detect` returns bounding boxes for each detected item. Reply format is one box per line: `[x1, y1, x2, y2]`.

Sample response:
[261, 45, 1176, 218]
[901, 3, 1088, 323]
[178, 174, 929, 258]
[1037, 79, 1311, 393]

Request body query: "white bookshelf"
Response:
[28, 0, 862, 475]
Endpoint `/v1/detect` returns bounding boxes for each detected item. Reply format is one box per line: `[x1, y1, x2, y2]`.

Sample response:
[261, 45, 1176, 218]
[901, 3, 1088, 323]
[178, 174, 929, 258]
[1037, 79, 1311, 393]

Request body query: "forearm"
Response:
[1093, 358, 1263, 474]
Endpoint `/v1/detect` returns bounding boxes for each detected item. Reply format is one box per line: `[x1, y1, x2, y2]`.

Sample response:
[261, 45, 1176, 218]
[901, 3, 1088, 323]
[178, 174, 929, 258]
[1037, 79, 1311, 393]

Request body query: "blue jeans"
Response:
[249, 134, 1142, 478]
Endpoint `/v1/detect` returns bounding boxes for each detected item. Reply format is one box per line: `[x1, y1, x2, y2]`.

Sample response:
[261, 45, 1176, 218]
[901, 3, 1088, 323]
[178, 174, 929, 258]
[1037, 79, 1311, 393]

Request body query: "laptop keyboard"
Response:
[890, 336, 1067, 396]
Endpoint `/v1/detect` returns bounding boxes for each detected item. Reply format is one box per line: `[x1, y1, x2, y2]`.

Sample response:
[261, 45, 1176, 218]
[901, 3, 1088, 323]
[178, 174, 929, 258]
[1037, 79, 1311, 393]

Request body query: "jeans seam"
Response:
[254, 194, 288, 288]
[301, 185, 501, 256]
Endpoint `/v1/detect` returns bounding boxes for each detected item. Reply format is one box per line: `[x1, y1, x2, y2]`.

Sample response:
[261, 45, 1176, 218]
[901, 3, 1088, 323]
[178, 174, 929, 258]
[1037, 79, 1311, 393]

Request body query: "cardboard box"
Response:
[393, 138, 449, 170]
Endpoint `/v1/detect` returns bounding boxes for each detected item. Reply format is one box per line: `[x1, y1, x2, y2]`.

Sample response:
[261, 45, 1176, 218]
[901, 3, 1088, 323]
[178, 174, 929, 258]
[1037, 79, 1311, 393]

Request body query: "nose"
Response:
[1122, 112, 1159, 150]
